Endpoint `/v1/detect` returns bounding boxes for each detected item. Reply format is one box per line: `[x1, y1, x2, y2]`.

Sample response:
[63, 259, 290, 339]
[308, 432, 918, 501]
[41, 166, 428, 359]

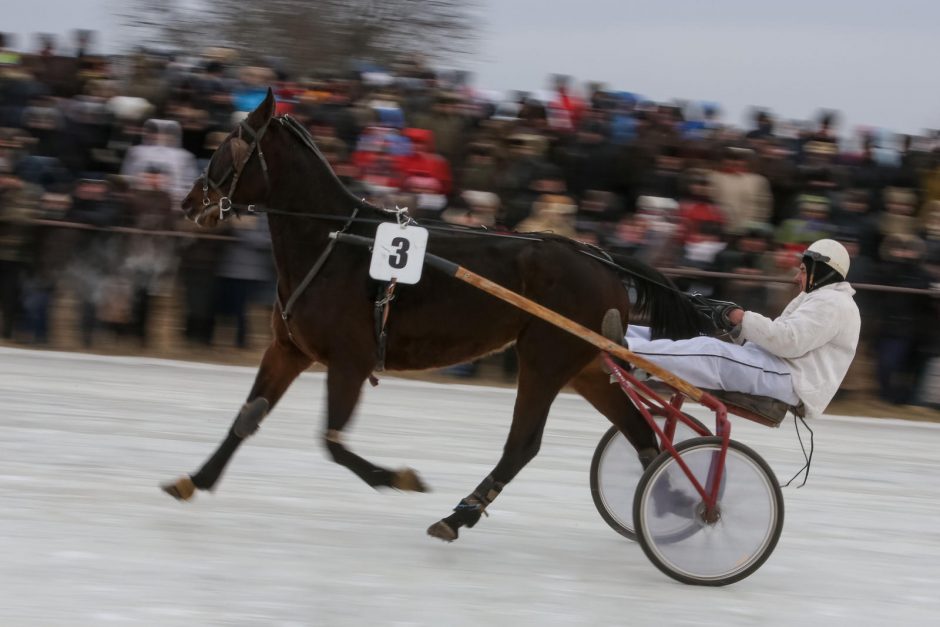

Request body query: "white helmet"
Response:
[804, 239, 850, 280]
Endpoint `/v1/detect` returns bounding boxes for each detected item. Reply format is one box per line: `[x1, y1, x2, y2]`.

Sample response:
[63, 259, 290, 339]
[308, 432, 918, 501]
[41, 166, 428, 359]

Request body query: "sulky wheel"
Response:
[633, 436, 784, 586]
[589, 414, 707, 541]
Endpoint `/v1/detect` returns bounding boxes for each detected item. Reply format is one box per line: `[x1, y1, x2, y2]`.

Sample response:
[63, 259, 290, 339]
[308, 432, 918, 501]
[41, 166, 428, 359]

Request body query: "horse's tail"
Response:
[609, 253, 706, 340]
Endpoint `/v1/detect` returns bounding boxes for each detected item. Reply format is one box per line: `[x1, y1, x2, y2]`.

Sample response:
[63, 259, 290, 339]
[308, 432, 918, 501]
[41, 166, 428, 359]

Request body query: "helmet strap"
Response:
[804, 257, 841, 292]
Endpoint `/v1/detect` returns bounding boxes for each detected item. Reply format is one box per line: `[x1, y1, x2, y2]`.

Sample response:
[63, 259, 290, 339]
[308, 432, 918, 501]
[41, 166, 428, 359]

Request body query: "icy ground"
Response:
[1, 347, 939, 626]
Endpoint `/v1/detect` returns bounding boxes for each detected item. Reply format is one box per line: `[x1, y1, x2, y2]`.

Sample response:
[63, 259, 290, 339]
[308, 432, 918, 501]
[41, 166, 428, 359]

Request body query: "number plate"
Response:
[369, 223, 429, 284]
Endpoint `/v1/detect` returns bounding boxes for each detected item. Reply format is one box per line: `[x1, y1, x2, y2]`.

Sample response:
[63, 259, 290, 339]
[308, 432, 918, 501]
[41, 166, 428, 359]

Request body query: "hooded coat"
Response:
[120, 119, 198, 206]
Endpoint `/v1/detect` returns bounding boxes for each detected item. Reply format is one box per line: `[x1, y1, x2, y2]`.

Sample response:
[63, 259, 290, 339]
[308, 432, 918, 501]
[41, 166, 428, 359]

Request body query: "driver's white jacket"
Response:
[739, 282, 860, 417]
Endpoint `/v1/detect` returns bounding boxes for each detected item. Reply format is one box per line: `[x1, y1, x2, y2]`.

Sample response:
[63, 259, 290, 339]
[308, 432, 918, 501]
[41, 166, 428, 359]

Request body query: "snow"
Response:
[1, 347, 939, 626]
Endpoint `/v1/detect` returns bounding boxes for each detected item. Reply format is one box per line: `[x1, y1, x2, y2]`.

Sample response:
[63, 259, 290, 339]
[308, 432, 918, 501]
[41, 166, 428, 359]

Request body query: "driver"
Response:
[622, 239, 860, 418]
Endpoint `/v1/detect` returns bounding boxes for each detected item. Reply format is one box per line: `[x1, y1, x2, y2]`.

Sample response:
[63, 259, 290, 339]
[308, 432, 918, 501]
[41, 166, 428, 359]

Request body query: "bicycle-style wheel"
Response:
[633, 436, 784, 586]
[589, 415, 706, 541]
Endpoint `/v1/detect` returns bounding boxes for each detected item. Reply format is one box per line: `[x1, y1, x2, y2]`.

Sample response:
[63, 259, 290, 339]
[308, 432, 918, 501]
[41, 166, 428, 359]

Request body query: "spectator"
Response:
[197, 60, 234, 133]
[775, 193, 835, 250]
[546, 74, 585, 133]
[831, 188, 879, 257]
[709, 146, 773, 233]
[441, 191, 500, 228]
[0, 163, 42, 339]
[120, 168, 177, 345]
[120, 118, 198, 206]
[676, 220, 726, 297]
[675, 168, 726, 244]
[714, 224, 775, 314]
[411, 91, 466, 170]
[21, 190, 71, 343]
[923, 200, 940, 284]
[872, 234, 932, 405]
[576, 189, 621, 232]
[633, 195, 681, 267]
[746, 110, 775, 140]
[639, 143, 684, 200]
[559, 108, 617, 196]
[63, 176, 119, 346]
[399, 127, 453, 196]
[495, 133, 550, 228]
[515, 170, 577, 238]
[878, 186, 920, 241]
[920, 149, 940, 213]
[458, 141, 499, 194]
[213, 215, 274, 348]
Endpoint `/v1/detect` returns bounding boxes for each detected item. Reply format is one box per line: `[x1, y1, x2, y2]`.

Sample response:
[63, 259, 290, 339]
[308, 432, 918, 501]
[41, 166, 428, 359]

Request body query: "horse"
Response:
[163, 88, 705, 541]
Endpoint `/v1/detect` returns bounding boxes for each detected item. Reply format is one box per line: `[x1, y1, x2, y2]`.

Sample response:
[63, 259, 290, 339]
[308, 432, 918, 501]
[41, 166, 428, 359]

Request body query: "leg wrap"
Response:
[449, 474, 506, 528]
[232, 397, 270, 439]
[470, 474, 506, 508]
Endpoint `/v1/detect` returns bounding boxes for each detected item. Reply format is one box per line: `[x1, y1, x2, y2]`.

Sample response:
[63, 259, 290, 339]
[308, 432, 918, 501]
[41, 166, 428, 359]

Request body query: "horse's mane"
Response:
[278, 114, 386, 216]
[607, 252, 707, 341]
[509, 233, 707, 340]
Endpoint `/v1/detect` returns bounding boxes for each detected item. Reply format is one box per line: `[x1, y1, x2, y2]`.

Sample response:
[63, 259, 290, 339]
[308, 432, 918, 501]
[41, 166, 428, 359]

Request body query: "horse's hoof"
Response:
[392, 467, 429, 492]
[427, 520, 458, 542]
[161, 476, 196, 501]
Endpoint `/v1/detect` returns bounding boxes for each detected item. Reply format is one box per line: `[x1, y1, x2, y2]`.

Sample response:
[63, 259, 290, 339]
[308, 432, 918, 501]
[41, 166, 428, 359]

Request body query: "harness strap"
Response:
[227, 121, 269, 200]
[276, 208, 360, 334]
[241, 120, 271, 190]
[373, 279, 397, 372]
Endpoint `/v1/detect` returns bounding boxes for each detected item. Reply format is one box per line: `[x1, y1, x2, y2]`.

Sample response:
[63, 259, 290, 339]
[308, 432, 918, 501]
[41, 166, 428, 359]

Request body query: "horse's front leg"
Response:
[426, 368, 554, 542]
[161, 337, 312, 500]
[322, 360, 428, 492]
[427, 351, 578, 540]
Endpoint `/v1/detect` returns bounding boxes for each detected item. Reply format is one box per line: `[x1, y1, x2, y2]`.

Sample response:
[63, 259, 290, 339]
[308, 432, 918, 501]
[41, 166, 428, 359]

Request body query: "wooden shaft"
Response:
[448, 264, 706, 402]
[329, 231, 706, 402]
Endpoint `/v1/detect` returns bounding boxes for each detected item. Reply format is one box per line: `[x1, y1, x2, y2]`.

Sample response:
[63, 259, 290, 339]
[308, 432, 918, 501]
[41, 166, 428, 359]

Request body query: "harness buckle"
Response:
[219, 196, 233, 219]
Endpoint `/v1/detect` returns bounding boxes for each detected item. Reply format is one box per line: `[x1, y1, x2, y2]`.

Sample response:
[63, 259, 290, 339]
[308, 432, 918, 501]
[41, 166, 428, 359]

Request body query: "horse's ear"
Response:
[246, 87, 276, 128]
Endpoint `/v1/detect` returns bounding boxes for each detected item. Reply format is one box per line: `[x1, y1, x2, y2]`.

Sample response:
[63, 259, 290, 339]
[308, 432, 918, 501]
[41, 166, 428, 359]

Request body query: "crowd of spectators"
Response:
[1, 30, 939, 408]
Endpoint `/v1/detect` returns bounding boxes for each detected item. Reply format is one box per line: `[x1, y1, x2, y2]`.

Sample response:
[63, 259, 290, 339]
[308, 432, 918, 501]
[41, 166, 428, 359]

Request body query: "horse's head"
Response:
[182, 88, 277, 227]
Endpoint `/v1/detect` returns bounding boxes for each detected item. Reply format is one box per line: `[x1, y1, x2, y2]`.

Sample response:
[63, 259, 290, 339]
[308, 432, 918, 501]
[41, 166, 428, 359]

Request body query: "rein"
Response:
[205, 113, 693, 305]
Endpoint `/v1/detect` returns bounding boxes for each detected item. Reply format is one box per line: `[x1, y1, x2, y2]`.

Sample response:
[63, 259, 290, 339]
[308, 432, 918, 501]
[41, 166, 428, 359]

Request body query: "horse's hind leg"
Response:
[321, 360, 428, 492]
[571, 360, 659, 467]
[161, 338, 312, 500]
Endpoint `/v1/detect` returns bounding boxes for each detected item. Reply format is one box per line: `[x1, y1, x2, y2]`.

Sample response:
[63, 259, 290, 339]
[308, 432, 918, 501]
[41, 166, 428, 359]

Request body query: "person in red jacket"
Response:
[676, 169, 726, 244]
[398, 128, 453, 196]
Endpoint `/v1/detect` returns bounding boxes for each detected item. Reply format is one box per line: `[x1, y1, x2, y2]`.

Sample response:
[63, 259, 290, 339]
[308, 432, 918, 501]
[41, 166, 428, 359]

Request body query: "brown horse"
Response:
[163, 89, 704, 541]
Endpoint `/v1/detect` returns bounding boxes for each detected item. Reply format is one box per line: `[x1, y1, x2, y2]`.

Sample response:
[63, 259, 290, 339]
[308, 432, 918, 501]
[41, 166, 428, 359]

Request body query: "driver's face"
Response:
[795, 263, 808, 292]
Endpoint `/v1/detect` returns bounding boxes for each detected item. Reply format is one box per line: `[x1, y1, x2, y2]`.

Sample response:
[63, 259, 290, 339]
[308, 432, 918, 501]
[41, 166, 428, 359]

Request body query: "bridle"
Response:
[198, 118, 273, 224]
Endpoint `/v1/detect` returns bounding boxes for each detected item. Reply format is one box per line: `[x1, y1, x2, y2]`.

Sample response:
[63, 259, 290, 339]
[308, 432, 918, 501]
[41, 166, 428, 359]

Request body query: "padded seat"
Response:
[702, 389, 803, 427]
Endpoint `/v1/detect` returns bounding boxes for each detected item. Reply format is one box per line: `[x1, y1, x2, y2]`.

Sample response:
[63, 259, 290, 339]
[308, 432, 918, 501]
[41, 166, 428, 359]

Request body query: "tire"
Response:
[589, 414, 707, 541]
[633, 437, 784, 586]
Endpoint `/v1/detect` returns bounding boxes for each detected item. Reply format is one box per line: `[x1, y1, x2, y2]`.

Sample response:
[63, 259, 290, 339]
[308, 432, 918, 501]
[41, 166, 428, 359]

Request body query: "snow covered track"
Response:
[2, 347, 939, 625]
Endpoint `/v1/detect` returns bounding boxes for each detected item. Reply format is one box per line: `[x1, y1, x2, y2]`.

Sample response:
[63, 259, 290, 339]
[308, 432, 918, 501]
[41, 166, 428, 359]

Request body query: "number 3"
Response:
[389, 237, 410, 269]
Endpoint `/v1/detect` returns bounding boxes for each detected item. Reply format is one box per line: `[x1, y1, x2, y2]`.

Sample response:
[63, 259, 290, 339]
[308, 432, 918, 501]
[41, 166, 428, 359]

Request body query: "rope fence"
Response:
[4, 217, 938, 296]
